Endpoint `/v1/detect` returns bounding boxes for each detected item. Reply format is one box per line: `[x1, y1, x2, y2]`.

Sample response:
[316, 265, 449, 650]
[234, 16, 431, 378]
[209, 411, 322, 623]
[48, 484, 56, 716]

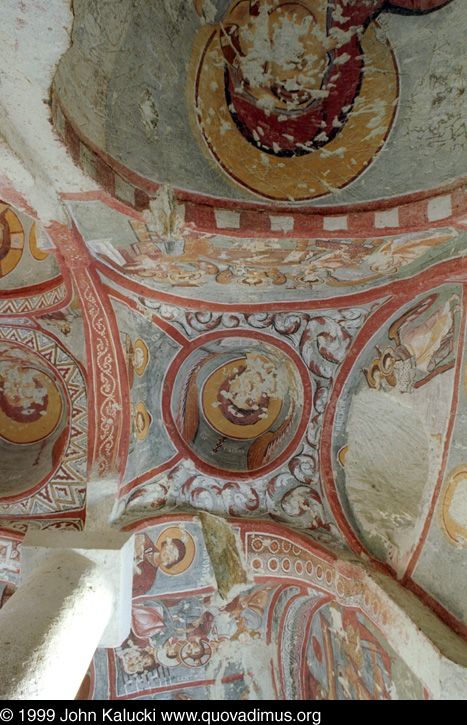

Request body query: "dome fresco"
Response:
[1, 0, 467, 702]
[53, 0, 464, 209]
[168, 336, 307, 475]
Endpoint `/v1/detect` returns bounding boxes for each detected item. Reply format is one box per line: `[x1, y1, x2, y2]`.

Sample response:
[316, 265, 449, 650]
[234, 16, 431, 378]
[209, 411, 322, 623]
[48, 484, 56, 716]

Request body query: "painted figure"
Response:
[131, 600, 166, 638]
[219, 584, 274, 640]
[305, 604, 393, 700]
[130, 401, 152, 442]
[179, 638, 212, 668]
[0, 344, 63, 444]
[194, 0, 452, 156]
[365, 293, 460, 393]
[0, 205, 24, 277]
[117, 640, 159, 676]
[133, 527, 196, 596]
[123, 336, 149, 388]
[176, 342, 303, 474]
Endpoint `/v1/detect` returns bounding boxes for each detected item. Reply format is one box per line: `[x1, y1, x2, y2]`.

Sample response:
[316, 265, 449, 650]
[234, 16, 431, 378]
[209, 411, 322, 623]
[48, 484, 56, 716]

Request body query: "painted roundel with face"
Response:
[0, 342, 64, 444]
[0, 205, 24, 276]
[191, 0, 453, 200]
[168, 336, 308, 477]
[0, 340, 70, 499]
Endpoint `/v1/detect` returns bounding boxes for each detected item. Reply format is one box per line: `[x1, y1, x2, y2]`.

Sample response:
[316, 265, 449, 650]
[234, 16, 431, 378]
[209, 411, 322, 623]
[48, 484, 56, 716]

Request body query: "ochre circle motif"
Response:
[0, 206, 25, 277]
[202, 356, 283, 440]
[135, 401, 152, 441]
[191, 16, 398, 201]
[29, 223, 49, 261]
[438, 466, 467, 547]
[0, 342, 63, 444]
[155, 526, 196, 575]
[170, 337, 306, 475]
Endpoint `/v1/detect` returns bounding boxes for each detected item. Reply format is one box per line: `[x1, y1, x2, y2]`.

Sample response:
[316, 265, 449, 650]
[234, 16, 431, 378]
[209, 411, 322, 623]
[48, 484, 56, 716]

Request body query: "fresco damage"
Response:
[1, 0, 467, 702]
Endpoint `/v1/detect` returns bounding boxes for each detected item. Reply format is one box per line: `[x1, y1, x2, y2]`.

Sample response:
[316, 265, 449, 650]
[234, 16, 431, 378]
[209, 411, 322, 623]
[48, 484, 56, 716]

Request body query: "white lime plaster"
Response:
[428, 194, 453, 222]
[0, 0, 98, 223]
[323, 215, 348, 231]
[375, 208, 399, 229]
[346, 390, 430, 558]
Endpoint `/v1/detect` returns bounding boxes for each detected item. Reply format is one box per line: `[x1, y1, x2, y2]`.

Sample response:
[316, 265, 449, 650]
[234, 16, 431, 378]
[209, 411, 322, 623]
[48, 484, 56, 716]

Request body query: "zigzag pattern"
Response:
[0, 283, 66, 314]
[0, 327, 88, 517]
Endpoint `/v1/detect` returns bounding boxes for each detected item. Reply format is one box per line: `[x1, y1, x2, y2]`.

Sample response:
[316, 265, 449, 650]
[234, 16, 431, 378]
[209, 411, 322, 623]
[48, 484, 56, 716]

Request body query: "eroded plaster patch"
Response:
[345, 389, 430, 554]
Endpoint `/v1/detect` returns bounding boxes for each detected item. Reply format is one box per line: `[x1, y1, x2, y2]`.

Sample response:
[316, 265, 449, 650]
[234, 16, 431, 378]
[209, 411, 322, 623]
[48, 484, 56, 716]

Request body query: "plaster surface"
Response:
[0, 0, 467, 702]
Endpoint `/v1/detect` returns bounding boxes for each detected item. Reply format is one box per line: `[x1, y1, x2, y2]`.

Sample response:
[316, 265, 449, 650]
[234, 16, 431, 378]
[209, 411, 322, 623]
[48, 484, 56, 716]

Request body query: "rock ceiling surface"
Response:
[0, 0, 467, 701]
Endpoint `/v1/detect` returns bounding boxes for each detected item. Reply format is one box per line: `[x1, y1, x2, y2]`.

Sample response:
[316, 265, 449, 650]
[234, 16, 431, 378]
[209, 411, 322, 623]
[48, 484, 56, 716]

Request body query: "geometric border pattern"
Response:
[0, 325, 87, 516]
[0, 282, 67, 315]
[53, 93, 467, 239]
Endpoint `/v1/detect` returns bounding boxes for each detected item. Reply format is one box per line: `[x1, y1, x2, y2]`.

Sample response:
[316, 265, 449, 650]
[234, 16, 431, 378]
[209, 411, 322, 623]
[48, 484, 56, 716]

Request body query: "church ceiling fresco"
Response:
[3, 184, 467, 681]
[0, 204, 66, 307]
[67, 197, 467, 305]
[0, 204, 88, 530]
[328, 283, 467, 633]
[57, 185, 465, 645]
[53, 0, 464, 213]
[409, 317, 467, 633]
[111, 281, 377, 541]
[0, 517, 437, 700]
[331, 285, 462, 553]
[1, 0, 467, 702]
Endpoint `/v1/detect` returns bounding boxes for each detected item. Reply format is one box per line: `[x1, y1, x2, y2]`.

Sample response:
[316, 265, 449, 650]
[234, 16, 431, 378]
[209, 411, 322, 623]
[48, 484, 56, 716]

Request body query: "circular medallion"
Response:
[179, 639, 211, 668]
[438, 465, 467, 547]
[202, 356, 283, 439]
[155, 526, 196, 575]
[190, 14, 398, 201]
[0, 342, 63, 444]
[0, 339, 70, 499]
[0, 206, 24, 277]
[134, 401, 152, 441]
[132, 339, 149, 376]
[167, 334, 310, 478]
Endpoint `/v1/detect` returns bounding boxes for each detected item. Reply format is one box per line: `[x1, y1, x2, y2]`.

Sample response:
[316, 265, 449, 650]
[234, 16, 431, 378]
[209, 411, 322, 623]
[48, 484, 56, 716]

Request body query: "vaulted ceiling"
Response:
[0, 0, 467, 701]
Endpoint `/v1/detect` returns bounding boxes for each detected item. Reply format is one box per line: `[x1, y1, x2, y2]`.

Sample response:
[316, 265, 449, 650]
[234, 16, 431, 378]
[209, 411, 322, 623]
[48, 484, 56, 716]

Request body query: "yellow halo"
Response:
[202, 358, 282, 440]
[155, 526, 196, 575]
[132, 339, 150, 376]
[438, 466, 467, 548]
[189, 21, 398, 201]
[135, 401, 152, 441]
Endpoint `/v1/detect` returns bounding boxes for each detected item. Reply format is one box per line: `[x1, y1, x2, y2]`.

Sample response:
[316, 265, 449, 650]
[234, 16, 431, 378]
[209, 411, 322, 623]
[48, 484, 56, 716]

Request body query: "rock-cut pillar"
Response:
[0, 530, 134, 700]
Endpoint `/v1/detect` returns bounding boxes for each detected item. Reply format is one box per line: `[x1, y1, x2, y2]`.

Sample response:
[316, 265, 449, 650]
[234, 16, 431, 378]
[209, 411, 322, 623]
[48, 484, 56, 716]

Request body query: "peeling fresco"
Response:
[331, 284, 463, 584]
[66, 520, 431, 700]
[53, 0, 463, 207]
[68, 199, 467, 303]
[1, 0, 467, 702]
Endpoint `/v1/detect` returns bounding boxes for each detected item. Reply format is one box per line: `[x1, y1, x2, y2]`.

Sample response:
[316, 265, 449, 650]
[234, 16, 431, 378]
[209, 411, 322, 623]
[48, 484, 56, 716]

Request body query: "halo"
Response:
[190, 21, 398, 201]
[179, 639, 211, 668]
[337, 445, 348, 468]
[132, 339, 149, 376]
[0, 206, 25, 276]
[29, 223, 49, 261]
[0, 344, 64, 444]
[156, 645, 181, 668]
[202, 358, 282, 440]
[438, 466, 467, 547]
[135, 401, 152, 441]
[155, 526, 196, 575]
